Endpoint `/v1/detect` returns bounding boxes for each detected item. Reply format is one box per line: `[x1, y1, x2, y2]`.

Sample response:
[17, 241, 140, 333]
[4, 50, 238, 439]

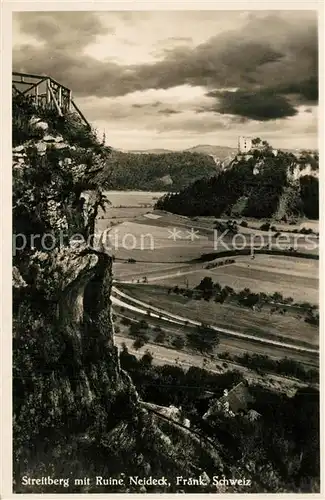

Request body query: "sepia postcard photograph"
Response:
[1, 2, 323, 496]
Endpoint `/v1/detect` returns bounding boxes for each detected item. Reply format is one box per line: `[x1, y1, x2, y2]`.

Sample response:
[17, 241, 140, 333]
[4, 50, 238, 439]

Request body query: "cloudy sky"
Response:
[13, 10, 318, 150]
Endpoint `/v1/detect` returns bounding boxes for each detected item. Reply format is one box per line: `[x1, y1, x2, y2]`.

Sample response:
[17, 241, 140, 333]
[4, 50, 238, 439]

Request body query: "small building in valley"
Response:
[203, 380, 256, 419]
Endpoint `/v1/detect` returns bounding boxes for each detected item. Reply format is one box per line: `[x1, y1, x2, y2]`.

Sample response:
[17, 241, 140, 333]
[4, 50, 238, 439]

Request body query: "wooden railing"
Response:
[12, 71, 91, 129]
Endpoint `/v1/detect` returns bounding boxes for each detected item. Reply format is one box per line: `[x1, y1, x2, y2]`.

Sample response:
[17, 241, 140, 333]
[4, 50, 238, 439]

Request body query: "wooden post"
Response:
[46, 79, 51, 105]
[58, 86, 62, 109]
[48, 83, 63, 116]
[13, 85, 24, 96]
[64, 90, 69, 112]
[71, 99, 91, 129]
[35, 82, 39, 107]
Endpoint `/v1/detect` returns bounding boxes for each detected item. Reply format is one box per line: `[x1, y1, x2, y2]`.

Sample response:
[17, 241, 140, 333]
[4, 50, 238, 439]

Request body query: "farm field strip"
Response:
[113, 308, 318, 367]
[234, 261, 318, 279]
[112, 286, 318, 353]
[123, 268, 203, 283]
[115, 284, 318, 347]
[215, 217, 319, 233]
[114, 254, 318, 285]
[135, 214, 216, 234]
[101, 207, 152, 216]
[256, 253, 319, 263]
[112, 243, 214, 263]
[241, 254, 319, 270]
[117, 259, 253, 284]
[157, 269, 318, 305]
[139, 211, 319, 241]
[108, 221, 210, 242]
[113, 262, 195, 279]
[114, 334, 312, 393]
[99, 211, 318, 262]
[208, 265, 318, 290]
[102, 190, 166, 206]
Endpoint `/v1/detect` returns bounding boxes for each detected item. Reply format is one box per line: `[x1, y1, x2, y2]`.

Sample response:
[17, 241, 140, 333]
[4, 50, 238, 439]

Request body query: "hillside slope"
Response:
[155, 145, 319, 220]
[185, 144, 237, 159]
[99, 149, 218, 191]
[121, 144, 236, 160]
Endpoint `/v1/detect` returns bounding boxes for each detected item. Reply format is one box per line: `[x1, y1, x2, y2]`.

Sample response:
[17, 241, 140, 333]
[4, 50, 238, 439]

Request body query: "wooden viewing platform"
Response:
[12, 71, 91, 129]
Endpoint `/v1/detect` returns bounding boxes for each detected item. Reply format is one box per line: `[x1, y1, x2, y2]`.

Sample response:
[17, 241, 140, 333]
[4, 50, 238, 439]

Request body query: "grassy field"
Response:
[118, 283, 319, 347]
[100, 220, 214, 262]
[96, 201, 318, 262]
[103, 190, 166, 207]
[140, 212, 319, 234]
[113, 261, 200, 281]
[96, 197, 318, 308]
[96, 191, 166, 233]
[151, 255, 318, 304]
[112, 245, 213, 263]
[215, 217, 319, 233]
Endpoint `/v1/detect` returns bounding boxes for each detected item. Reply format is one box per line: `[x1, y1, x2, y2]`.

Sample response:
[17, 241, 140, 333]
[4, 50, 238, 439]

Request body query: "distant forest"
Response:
[155, 149, 319, 220]
[101, 150, 218, 191]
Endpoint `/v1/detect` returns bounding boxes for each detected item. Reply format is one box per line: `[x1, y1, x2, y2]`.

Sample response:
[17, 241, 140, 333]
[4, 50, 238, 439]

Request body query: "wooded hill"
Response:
[102, 149, 218, 191]
[155, 145, 319, 220]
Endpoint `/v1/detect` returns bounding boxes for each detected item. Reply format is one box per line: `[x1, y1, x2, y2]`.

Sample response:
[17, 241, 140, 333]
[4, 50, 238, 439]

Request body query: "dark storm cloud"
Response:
[132, 13, 317, 103]
[209, 90, 298, 121]
[13, 11, 318, 120]
[274, 77, 319, 102]
[13, 12, 121, 94]
[12, 44, 125, 96]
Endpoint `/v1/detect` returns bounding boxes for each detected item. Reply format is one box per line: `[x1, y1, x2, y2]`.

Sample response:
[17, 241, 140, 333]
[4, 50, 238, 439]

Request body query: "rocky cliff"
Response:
[156, 145, 319, 220]
[12, 98, 224, 493]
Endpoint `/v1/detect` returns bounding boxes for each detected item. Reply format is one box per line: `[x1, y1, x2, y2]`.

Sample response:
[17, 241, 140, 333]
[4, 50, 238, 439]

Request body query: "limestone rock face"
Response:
[29, 115, 49, 131]
[24, 246, 98, 299]
[13, 107, 224, 493]
[35, 121, 49, 130]
[12, 266, 27, 289]
[13, 111, 138, 489]
[43, 133, 63, 142]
